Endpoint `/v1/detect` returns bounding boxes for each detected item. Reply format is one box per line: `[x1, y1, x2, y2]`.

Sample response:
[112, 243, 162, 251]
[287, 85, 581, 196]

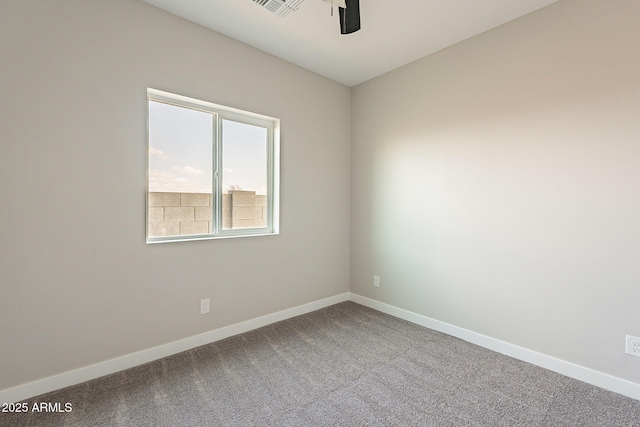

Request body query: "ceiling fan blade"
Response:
[339, 0, 360, 34]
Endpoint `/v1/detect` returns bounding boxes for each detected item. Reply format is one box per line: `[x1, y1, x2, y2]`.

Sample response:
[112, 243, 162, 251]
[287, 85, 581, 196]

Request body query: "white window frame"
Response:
[146, 88, 280, 243]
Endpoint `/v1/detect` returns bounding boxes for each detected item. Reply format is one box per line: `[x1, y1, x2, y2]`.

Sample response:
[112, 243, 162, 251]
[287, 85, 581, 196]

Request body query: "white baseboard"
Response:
[5, 292, 638, 404]
[0, 293, 350, 404]
[349, 292, 640, 401]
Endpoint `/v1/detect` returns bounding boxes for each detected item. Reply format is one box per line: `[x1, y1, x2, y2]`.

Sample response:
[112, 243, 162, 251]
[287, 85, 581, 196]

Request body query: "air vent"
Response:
[249, 0, 306, 18]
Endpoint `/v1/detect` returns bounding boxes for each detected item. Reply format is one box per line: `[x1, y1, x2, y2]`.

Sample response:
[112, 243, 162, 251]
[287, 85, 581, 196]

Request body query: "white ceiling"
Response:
[141, 0, 559, 87]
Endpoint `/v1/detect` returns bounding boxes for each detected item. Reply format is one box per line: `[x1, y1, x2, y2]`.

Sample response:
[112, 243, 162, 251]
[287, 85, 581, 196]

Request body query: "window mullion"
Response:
[212, 113, 221, 236]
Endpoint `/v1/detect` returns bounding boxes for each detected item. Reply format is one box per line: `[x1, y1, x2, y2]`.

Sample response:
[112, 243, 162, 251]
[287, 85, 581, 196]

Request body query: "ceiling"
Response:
[141, 0, 559, 87]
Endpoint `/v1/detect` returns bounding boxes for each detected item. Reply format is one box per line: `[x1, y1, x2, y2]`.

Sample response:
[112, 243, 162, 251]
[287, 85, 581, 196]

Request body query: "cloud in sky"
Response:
[149, 169, 210, 193]
[149, 146, 167, 159]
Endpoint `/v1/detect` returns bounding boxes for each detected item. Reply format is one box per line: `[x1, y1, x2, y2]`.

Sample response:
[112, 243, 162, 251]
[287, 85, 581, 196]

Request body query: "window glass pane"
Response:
[221, 119, 268, 230]
[148, 100, 213, 238]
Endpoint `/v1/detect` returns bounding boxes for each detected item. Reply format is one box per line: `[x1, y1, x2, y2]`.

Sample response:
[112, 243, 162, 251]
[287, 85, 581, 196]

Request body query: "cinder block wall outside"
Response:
[148, 190, 266, 237]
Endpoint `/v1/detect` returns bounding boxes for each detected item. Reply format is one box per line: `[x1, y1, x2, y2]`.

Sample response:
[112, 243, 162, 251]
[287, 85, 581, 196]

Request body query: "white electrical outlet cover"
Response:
[625, 335, 640, 358]
[200, 298, 210, 314]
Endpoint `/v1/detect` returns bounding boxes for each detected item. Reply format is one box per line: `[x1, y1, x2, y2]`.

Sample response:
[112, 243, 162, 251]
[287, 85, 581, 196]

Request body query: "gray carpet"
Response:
[2, 302, 639, 426]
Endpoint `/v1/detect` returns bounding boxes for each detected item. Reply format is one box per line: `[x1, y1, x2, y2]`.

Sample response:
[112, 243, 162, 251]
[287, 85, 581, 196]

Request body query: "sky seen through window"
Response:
[148, 100, 267, 195]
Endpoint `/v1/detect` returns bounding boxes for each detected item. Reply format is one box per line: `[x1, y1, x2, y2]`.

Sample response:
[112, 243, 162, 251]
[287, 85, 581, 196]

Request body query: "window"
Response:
[146, 89, 279, 243]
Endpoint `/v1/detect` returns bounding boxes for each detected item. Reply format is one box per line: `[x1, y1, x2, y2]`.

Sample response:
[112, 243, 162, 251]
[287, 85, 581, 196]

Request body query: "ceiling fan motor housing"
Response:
[339, 0, 360, 34]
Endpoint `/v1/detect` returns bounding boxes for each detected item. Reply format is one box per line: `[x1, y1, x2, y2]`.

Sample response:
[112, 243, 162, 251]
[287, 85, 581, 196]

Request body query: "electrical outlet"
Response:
[200, 298, 210, 315]
[373, 275, 380, 287]
[626, 335, 640, 357]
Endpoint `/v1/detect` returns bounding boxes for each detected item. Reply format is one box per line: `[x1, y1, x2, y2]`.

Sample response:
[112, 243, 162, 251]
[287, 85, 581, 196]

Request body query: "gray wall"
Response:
[351, 0, 640, 384]
[3, 0, 640, 395]
[0, 0, 350, 390]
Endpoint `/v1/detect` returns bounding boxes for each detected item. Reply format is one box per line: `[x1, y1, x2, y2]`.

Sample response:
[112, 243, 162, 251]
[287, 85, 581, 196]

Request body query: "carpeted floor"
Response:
[2, 301, 640, 426]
